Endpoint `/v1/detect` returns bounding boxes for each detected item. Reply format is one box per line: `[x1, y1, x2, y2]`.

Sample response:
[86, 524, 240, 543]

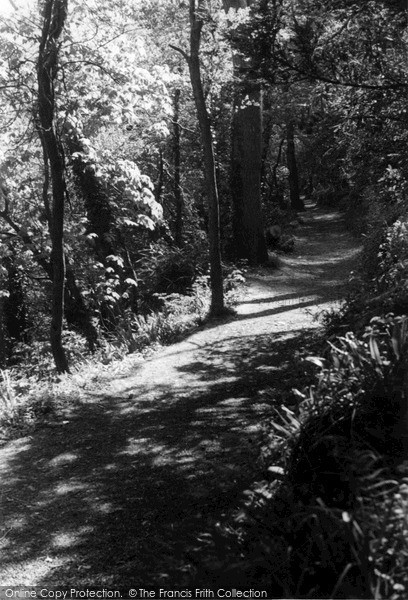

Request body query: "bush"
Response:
[218, 316, 408, 598]
[137, 238, 209, 302]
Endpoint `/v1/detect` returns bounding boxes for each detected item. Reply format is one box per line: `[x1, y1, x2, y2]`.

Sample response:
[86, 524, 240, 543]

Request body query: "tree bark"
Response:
[186, 0, 224, 315]
[37, 0, 69, 373]
[231, 81, 268, 263]
[261, 91, 275, 200]
[173, 88, 184, 247]
[63, 121, 138, 328]
[0, 297, 6, 368]
[286, 119, 304, 211]
[155, 147, 164, 204]
[223, 0, 268, 265]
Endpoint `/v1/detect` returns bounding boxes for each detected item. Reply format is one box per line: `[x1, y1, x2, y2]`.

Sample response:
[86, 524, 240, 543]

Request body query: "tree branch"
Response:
[169, 44, 189, 62]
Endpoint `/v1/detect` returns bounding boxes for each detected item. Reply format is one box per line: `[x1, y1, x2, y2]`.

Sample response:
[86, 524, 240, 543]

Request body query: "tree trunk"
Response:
[223, 0, 268, 265]
[286, 119, 304, 211]
[155, 147, 164, 204]
[261, 91, 275, 200]
[63, 123, 116, 264]
[37, 0, 69, 373]
[64, 264, 98, 351]
[231, 81, 268, 263]
[63, 121, 139, 329]
[0, 297, 6, 368]
[173, 88, 184, 247]
[187, 0, 224, 315]
[272, 137, 285, 208]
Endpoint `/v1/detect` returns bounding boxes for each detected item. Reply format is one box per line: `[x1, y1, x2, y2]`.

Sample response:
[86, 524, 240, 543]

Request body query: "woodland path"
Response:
[0, 203, 360, 590]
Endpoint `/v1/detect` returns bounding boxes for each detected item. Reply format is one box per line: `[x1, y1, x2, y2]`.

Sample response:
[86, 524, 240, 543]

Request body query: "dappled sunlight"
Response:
[51, 528, 93, 549]
[0, 205, 361, 588]
[54, 481, 89, 495]
[48, 452, 79, 468]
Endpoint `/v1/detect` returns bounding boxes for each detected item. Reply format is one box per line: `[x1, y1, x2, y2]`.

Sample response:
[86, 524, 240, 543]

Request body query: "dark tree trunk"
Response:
[261, 92, 275, 198]
[173, 88, 184, 247]
[63, 120, 129, 329]
[286, 119, 304, 212]
[231, 82, 268, 264]
[63, 124, 116, 263]
[37, 0, 69, 373]
[272, 137, 285, 208]
[155, 147, 164, 204]
[64, 264, 98, 350]
[184, 0, 224, 315]
[223, 0, 268, 265]
[0, 298, 6, 368]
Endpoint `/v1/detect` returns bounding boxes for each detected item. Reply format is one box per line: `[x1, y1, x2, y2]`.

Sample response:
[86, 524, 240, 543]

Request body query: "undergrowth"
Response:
[213, 315, 408, 599]
[0, 266, 246, 441]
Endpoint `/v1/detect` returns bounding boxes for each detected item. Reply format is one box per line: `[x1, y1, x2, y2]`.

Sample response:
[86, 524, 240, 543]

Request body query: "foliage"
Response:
[0, 0, 245, 369]
[215, 315, 408, 598]
[0, 261, 246, 441]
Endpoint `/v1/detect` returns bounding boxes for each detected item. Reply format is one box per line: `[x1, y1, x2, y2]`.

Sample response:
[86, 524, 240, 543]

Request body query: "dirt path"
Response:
[0, 204, 360, 589]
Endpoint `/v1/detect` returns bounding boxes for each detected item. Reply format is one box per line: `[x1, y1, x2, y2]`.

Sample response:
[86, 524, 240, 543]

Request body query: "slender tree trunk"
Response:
[184, 0, 224, 315]
[173, 88, 184, 247]
[223, 0, 268, 265]
[37, 0, 69, 373]
[286, 119, 304, 211]
[261, 92, 274, 195]
[0, 298, 6, 367]
[64, 264, 98, 351]
[271, 137, 285, 207]
[155, 147, 164, 204]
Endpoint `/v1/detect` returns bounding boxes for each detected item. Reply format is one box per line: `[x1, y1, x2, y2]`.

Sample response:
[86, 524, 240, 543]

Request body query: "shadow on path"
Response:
[0, 203, 360, 588]
[0, 331, 317, 587]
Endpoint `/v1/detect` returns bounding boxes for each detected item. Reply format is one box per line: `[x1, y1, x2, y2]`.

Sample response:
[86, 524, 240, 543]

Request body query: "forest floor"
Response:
[0, 202, 361, 592]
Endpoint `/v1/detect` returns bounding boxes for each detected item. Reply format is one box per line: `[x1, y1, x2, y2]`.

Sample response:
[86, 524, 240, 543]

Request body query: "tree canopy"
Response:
[1, 0, 407, 371]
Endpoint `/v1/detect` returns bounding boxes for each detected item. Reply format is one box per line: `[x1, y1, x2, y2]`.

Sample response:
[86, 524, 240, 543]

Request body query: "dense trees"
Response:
[1, 0, 408, 371]
[2, 4, 408, 596]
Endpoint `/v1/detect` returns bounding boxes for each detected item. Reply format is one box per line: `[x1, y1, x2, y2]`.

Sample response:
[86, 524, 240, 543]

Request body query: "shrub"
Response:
[219, 316, 408, 598]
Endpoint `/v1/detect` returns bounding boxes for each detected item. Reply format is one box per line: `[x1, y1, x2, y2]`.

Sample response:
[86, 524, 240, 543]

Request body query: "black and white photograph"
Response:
[0, 1, 407, 598]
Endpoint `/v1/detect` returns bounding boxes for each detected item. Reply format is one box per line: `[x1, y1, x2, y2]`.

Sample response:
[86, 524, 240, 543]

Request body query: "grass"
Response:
[0, 271, 246, 443]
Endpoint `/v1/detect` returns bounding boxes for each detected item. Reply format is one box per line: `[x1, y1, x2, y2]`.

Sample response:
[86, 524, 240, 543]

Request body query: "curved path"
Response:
[0, 204, 360, 588]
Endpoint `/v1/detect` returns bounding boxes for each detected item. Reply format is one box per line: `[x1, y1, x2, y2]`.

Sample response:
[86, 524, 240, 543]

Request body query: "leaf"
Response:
[267, 466, 285, 479]
[331, 353, 341, 369]
[304, 356, 325, 368]
[391, 322, 401, 360]
[106, 255, 124, 268]
[136, 214, 155, 230]
[369, 336, 382, 365]
[125, 278, 138, 287]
